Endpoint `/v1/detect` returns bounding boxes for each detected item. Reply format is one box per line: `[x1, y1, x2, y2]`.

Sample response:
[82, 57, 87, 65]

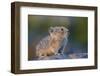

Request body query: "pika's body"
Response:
[36, 26, 69, 58]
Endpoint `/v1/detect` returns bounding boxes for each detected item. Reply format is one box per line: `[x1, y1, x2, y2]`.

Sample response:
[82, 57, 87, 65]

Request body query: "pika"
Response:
[36, 26, 69, 58]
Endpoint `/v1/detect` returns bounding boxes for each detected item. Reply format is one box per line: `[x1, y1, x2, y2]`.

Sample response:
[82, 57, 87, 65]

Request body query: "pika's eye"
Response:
[61, 28, 64, 31]
[50, 29, 53, 32]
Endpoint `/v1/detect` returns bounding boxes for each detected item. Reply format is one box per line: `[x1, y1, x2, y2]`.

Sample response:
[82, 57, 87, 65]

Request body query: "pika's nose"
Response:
[54, 29, 58, 32]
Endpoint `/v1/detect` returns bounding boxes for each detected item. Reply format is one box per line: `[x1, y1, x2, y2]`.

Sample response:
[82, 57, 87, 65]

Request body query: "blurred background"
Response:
[28, 15, 88, 60]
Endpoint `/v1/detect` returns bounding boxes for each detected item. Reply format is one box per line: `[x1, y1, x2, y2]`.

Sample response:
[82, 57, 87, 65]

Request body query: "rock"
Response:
[37, 52, 88, 60]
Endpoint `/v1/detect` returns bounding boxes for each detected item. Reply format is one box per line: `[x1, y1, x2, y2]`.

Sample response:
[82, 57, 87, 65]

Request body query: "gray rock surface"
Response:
[38, 53, 88, 60]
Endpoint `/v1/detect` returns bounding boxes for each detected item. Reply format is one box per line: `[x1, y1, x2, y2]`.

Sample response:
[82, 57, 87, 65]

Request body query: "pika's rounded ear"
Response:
[61, 26, 69, 32]
[66, 28, 69, 32]
[49, 26, 53, 33]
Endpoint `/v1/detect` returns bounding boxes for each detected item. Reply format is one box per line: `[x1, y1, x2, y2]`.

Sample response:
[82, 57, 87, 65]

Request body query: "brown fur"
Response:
[36, 26, 68, 58]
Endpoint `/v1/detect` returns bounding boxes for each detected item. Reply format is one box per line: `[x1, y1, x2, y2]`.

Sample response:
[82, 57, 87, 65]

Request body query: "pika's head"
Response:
[49, 26, 69, 40]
